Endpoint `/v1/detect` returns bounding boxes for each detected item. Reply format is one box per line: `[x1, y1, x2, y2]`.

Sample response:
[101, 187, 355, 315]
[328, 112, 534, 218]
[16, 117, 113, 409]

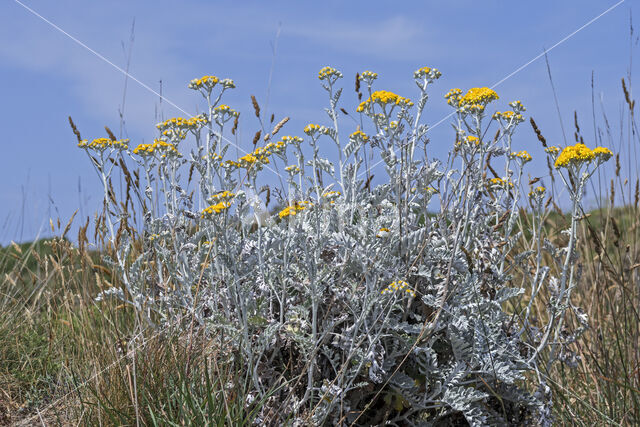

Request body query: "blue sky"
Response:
[1, 0, 636, 244]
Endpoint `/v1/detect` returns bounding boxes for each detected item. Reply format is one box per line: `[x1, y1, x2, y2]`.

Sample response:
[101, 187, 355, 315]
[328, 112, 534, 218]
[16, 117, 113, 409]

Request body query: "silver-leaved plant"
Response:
[79, 66, 612, 426]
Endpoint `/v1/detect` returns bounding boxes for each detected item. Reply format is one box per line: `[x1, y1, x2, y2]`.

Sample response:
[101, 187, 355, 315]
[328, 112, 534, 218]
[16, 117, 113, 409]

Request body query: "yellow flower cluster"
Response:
[210, 190, 235, 202]
[318, 66, 343, 80]
[280, 135, 304, 145]
[201, 201, 231, 217]
[413, 66, 442, 81]
[237, 152, 270, 168]
[156, 115, 208, 132]
[510, 100, 525, 110]
[154, 140, 180, 156]
[219, 78, 236, 89]
[278, 201, 312, 219]
[162, 129, 188, 141]
[285, 164, 300, 174]
[545, 146, 560, 155]
[460, 87, 499, 106]
[359, 70, 378, 82]
[454, 135, 481, 151]
[494, 111, 512, 119]
[304, 123, 330, 136]
[553, 144, 613, 169]
[133, 139, 181, 158]
[449, 87, 499, 113]
[203, 152, 223, 161]
[322, 190, 341, 199]
[263, 139, 288, 155]
[592, 146, 613, 161]
[510, 150, 532, 163]
[529, 186, 546, 198]
[376, 227, 390, 238]
[78, 138, 129, 151]
[467, 135, 480, 145]
[188, 75, 219, 90]
[213, 104, 239, 117]
[488, 177, 514, 188]
[223, 138, 290, 170]
[554, 143, 595, 168]
[357, 90, 413, 112]
[349, 130, 369, 142]
[445, 88, 463, 107]
[381, 280, 416, 298]
[493, 110, 524, 123]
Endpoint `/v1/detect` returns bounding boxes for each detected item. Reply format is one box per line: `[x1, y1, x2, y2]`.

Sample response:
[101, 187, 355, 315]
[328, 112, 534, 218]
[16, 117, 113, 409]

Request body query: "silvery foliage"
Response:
[86, 69, 593, 426]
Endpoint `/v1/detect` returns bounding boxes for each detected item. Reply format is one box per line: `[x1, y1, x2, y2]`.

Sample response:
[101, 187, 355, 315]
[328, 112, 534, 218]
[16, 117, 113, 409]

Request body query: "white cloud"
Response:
[285, 15, 432, 60]
[0, 3, 212, 136]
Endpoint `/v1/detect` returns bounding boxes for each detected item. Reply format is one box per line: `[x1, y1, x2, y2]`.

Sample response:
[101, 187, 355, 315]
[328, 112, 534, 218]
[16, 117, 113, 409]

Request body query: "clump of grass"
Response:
[77, 331, 269, 426]
[0, 226, 267, 424]
[520, 76, 640, 424]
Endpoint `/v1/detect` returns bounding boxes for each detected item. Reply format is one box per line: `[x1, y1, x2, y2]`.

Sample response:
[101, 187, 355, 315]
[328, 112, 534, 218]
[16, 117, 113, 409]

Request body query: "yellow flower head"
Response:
[133, 143, 154, 156]
[201, 201, 231, 218]
[203, 152, 222, 162]
[545, 146, 560, 155]
[78, 137, 129, 151]
[460, 87, 499, 107]
[454, 135, 481, 151]
[304, 123, 329, 136]
[592, 146, 613, 162]
[322, 190, 341, 199]
[467, 135, 480, 145]
[188, 75, 220, 91]
[376, 227, 390, 238]
[213, 104, 239, 117]
[493, 109, 525, 126]
[357, 90, 413, 113]
[413, 66, 442, 82]
[509, 100, 526, 112]
[221, 160, 238, 170]
[445, 88, 463, 107]
[280, 135, 304, 147]
[278, 201, 312, 218]
[157, 115, 208, 133]
[510, 150, 532, 163]
[237, 153, 270, 168]
[381, 280, 416, 298]
[359, 70, 378, 83]
[219, 78, 236, 89]
[134, 139, 180, 158]
[209, 190, 235, 203]
[529, 186, 546, 198]
[285, 164, 300, 175]
[349, 129, 369, 143]
[488, 177, 514, 188]
[318, 66, 343, 81]
[554, 143, 595, 169]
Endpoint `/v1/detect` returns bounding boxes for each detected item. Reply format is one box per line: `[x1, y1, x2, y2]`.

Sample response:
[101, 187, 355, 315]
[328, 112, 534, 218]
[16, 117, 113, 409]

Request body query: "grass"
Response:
[549, 200, 640, 424]
[0, 231, 278, 425]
